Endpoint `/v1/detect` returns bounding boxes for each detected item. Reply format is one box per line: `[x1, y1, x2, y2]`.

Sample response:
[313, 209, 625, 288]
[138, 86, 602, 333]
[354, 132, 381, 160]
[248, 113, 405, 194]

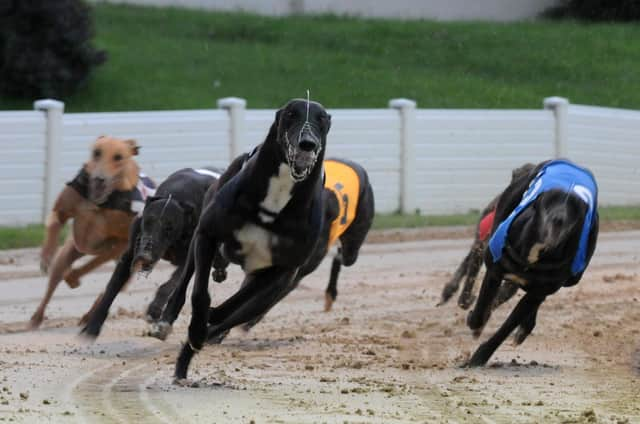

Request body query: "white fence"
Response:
[96, 0, 560, 21]
[0, 96, 639, 226]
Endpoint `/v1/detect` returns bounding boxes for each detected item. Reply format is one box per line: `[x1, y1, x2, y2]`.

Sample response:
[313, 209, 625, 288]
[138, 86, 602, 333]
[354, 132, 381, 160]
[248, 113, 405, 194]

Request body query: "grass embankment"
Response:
[1, 4, 639, 111]
[1, 206, 637, 250]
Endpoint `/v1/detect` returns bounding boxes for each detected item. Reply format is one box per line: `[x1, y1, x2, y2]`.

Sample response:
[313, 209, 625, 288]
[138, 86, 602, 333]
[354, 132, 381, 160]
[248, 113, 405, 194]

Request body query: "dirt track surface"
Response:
[0, 228, 639, 423]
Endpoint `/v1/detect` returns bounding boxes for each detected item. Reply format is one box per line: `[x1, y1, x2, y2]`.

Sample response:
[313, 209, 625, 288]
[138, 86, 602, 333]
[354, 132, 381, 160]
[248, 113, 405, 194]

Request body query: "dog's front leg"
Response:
[466, 268, 502, 338]
[80, 219, 140, 338]
[206, 267, 297, 342]
[467, 293, 543, 367]
[175, 231, 217, 381]
[145, 264, 185, 323]
[40, 211, 65, 274]
[149, 238, 197, 340]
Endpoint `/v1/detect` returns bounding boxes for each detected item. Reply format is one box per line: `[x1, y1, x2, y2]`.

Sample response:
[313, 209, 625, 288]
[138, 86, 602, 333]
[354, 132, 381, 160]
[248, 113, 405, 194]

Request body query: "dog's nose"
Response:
[298, 135, 317, 152]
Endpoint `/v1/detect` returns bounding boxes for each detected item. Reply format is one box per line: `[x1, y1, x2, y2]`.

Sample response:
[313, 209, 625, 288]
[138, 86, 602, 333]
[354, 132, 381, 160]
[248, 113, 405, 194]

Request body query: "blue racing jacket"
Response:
[488, 160, 598, 276]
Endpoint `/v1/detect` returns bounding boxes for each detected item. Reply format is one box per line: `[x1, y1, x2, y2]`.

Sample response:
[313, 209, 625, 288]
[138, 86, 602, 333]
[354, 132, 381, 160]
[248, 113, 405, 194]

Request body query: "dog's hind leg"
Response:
[439, 253, 469, 306]
[325, 254, 342, 312]
[80, 220, 140, 338]
[175, 232, 217, 380]
[30, 237, 84, 329]
[467, 293, 544, 367]
[466, 268, 502, 338]
[457, 240, 485, 310]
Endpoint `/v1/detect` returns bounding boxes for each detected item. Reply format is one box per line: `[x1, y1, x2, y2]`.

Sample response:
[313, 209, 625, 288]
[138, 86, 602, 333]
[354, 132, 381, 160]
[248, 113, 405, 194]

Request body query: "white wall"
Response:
[414, 109, 555, 214]
[568, 105, 640, 206]
[0, 112, 46, 225]
[59, 110, 230, 191]
[95, 0, 560, 21]
[1, 97, 639, 226]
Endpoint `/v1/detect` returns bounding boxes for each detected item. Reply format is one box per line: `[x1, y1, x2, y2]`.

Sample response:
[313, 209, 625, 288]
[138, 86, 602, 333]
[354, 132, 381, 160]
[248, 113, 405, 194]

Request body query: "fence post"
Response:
[544, 96, 569, 159]
[217, 97, 247, 162]
[34, 99, 65, 223]
[389, 98, 418, 214]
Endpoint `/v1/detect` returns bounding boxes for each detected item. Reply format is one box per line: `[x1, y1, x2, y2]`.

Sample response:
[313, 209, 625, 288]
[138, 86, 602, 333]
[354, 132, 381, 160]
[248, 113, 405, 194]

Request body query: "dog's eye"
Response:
[93, 149, 101, 160]
[113, 153, 123, 162]
[287, 110, 295, 118]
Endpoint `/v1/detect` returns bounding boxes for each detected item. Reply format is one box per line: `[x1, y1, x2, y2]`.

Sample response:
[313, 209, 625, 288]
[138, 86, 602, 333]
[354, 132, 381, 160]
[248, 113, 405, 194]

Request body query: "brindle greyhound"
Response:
[465, 159, 599, 366]
[439, 163, 535, 310]
[32, 136, 154, 329]
[162, 98, 331, 381]
[80, 167, 222, 339]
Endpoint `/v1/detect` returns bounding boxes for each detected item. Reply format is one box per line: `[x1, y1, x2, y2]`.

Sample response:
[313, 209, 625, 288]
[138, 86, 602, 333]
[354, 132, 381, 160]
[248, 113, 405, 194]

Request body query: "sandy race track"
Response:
[0, 227, 639, 423]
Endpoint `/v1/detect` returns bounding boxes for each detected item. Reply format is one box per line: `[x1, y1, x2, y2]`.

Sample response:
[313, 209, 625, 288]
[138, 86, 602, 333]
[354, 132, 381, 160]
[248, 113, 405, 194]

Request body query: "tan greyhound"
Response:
[31, 136, 154, 329]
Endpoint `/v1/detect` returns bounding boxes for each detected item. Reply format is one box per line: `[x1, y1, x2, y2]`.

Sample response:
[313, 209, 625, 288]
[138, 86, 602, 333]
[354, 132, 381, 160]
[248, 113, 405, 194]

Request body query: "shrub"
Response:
[0, 0, 106, 99]
[545, 0, 640, 21]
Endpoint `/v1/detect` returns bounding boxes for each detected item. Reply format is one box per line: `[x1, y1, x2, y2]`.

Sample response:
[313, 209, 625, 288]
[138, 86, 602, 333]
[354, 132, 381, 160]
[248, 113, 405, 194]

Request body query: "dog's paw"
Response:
[147, 321, 172, 341]
[512, 327, 530, 346]
[63, 270, 81, 289]
[457, 294, 476, 310]
[29, 311, 45, 330]
[206, 329, 230, 345]
[324, 291, 335, 312]
[78, 327, 98, 343]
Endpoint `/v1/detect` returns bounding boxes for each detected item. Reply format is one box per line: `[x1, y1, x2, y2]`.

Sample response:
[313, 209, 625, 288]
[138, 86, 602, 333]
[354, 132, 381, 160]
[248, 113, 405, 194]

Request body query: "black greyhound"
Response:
[439, 163, 535, 310]
[238, 157, 375, 331]
[165, 98, 331, 381]
[80, 167, 221, 338]
[465, 159, 599, 366]
[148, 157, 375, 340]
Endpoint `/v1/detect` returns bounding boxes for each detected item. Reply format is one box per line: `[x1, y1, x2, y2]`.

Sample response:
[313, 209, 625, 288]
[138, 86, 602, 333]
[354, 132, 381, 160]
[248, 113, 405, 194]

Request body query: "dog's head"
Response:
[511, 189, 586, 262]
[84, 136, 140, 204]
[133, 197, 192, 273]
[274, 99, 331, 182]
[511, 163, 536, 182]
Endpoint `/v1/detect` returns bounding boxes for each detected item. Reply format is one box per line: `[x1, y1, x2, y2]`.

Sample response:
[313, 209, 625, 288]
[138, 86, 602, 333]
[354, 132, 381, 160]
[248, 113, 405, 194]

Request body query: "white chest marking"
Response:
[505, 273, 529, 287]
[527, 242, 545, 264]
[234, 223, 273, 273]
[259, 163, 294, 223]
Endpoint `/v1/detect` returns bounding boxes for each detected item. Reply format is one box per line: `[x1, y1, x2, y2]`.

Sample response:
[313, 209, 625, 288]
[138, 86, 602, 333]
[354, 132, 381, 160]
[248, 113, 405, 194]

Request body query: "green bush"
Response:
[0, 0, 106, 98]
[546, 0, 640, 21]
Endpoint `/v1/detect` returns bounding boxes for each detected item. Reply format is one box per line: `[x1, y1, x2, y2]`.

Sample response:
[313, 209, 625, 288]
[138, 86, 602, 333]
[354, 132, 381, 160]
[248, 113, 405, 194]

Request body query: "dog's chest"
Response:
[232, 163, 294, 273]
[258, 163, 295, 222]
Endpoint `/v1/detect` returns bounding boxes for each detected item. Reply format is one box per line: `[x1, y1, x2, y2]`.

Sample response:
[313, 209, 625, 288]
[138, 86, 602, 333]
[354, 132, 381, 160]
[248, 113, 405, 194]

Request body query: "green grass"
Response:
[372, 205, 640, 230]
[1, 4, 640, 111]
[1, 206, 635, 250]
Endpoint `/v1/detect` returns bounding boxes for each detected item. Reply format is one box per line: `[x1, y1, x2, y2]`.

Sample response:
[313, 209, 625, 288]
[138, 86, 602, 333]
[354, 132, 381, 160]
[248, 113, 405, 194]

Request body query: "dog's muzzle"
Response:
[285, 125, 321, 182]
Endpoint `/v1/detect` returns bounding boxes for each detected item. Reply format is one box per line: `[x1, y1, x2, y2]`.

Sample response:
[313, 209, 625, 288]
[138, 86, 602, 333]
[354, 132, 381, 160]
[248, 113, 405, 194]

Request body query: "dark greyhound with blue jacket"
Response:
[465, 159, 599, 366]
[80, 167, 221, 338]
[168, 98, 331, 381]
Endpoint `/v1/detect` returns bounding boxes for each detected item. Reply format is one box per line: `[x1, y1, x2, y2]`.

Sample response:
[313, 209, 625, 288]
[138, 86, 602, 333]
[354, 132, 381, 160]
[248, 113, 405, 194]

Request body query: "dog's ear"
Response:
[124, 139, 140, 156]
[325, 113, 332, 134]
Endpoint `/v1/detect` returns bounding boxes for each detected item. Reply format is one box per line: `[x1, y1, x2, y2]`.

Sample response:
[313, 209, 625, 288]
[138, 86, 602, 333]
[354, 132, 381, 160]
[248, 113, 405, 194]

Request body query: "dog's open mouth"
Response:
[285, 133, 320, 182]
[89, 177, 111, 204]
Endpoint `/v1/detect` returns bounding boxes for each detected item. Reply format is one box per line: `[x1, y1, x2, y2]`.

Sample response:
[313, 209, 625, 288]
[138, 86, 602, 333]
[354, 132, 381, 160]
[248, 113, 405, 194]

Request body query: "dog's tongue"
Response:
[293, 151, 315, 173]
